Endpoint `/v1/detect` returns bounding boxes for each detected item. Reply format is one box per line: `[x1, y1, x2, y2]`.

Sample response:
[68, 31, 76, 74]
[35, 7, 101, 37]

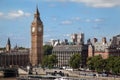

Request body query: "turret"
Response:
[6, 38, 11, 52]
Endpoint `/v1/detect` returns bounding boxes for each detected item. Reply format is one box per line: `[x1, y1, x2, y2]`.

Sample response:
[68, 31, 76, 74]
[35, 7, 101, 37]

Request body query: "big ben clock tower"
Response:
[31, 6, 43, 66]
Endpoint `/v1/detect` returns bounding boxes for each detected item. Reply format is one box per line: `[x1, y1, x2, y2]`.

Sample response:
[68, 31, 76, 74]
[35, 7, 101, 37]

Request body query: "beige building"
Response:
[52, 33, 88, 68]
[53, 44, 88, 68]
[71, 33, 84, 45]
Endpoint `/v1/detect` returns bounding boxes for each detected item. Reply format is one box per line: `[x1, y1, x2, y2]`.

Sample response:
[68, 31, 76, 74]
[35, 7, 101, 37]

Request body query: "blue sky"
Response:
[0, 0, 120, 48]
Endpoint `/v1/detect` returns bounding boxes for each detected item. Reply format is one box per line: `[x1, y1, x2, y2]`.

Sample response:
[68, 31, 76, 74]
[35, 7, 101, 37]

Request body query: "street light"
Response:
[27, 66, 30, 72]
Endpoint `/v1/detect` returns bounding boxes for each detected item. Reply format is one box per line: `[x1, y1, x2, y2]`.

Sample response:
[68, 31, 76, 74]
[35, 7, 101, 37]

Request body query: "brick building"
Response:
[88, 34, 120, 59]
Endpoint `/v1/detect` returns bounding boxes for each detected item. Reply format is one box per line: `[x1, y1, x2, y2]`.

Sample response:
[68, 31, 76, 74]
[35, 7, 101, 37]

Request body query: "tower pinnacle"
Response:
[36, 4, 39, 15]
[31, 5, 43, 66]
[33, 5, 41, 23]
[7, 38, 11, 46]
[6, 38, 11, 52]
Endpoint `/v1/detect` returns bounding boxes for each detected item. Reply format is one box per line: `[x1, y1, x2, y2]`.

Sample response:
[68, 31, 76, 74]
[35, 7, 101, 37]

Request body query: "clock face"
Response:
[38, 27, 42, 32]
[32, 27, 35, 32]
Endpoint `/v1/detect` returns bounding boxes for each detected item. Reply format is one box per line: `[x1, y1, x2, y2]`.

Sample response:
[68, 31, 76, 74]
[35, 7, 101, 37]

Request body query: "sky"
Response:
[0, 0, 120, 48]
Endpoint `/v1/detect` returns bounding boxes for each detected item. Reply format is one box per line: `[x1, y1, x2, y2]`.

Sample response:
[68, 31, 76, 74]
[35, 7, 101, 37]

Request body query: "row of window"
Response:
[0, 54, 29, 67]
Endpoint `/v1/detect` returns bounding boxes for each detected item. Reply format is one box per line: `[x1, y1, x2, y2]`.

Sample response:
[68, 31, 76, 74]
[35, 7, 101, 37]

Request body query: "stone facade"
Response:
[71, 33, 84, 45]
[52, 33, 88, 68]
[31, 6, 43, 66]
[0, 38, 30, 67]
[0, 50, 29, 67]
[53, 44, 88, 68]
[6, 38, 11, 52]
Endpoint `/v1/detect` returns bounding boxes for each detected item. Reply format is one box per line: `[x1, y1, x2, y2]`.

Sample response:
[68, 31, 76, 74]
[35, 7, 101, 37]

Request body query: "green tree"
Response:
[111, 57, 120, 74]
[43, 45, 53, 55]
[104, 56, 115, 72]
[69, 53, 81, 69]
[48, 54, 58, 68]
[87, 55, 104, 72]
[87, 57, 94, 70]
[93, 55, 104, 72]
[87, 55, 120, 74]
[41, 56, 49, 68]
[42, 54, 58, 69]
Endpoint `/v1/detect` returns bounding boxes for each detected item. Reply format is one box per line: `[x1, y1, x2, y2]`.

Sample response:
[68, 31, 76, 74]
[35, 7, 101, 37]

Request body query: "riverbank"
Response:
[0, 75, 120, 80]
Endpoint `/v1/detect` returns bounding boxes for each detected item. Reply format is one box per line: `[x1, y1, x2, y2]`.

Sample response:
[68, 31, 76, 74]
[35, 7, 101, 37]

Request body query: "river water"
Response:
[0, 77, 16, 80]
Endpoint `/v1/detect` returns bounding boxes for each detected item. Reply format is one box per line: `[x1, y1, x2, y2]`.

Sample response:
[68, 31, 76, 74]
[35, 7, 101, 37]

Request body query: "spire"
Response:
[6, 37, 11, 52]
[33, 4, 41, 22]
[7, 37, 11, 46]
[36, 4, 39, 15]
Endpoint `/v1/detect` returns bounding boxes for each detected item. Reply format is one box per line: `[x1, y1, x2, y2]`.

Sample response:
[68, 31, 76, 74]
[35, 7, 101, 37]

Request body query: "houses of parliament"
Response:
[0, 5, 120, 69]
[0, 6, 43, 67]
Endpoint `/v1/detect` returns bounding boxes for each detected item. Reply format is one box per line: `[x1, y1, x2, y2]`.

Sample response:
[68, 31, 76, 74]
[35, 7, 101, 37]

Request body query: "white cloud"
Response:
[8, 10, 31, 18]
[60, 18, 104, 25]
[63, 34, 70, 37]
[61, 20, 72, 25]
[94, 18, 104, 22]
[0, 10, 31, 19]
[49, 4, 56, 7]
[85, 19, 91, 22]
[52, 17, 57, 21]
[44, 0, 120, 8]
[0, 12, 4, 16]
[24, 13, 31, 17]
[58, 17, 80, 25]
[8, 10, 24, 18]
[72, 17, 81, 21]
[85, 18, 104, 23]
[74, 0, 120, 8]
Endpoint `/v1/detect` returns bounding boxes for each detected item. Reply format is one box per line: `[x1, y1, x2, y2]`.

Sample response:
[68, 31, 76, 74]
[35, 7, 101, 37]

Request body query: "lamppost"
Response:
[27, 65, 30, 74]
